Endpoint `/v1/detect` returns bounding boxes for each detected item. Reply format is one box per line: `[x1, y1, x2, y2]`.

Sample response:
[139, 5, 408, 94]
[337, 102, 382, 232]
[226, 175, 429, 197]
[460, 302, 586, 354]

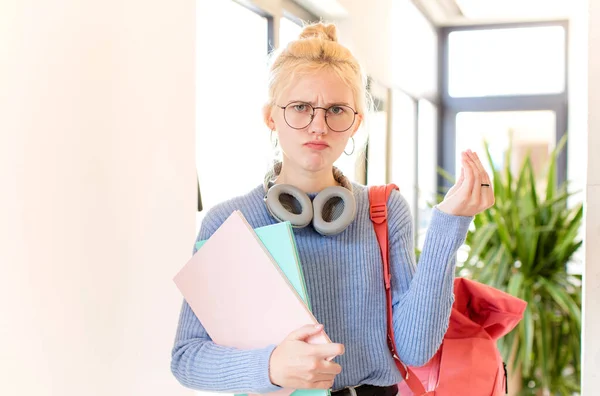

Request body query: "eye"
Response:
[292, 103, 310, 113]
[329, 106, 346, 115]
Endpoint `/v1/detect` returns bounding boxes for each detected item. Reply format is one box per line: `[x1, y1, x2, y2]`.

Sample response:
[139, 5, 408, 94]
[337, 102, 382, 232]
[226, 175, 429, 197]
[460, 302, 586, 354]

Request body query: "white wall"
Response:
[568, 0, 589, 212]
[335, 0, 393, 85]
[390, 0, 439, 101]
[336, 0, 438, 100]
[583, 0, 600, 392]
[0, 1, 196, 395]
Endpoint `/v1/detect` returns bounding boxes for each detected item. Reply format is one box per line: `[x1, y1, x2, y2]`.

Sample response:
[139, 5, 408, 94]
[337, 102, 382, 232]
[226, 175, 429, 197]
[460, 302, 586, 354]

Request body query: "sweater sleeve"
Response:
[170, 209, 282, 393]
[387, 192, 472, 367]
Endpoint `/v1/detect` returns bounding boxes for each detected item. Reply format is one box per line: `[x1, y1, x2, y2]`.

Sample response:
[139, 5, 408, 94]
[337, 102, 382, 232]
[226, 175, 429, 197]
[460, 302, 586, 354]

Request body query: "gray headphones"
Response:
[263, 163, 356, 236]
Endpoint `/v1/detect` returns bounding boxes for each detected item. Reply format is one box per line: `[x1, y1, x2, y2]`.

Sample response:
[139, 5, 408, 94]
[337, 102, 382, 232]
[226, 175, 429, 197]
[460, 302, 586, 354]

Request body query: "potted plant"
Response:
[444, 136, 583, 395]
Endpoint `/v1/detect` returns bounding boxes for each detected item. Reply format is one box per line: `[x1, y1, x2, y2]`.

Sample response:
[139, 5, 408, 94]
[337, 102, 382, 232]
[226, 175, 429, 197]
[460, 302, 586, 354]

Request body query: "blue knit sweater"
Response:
[171, 183, 472, 393]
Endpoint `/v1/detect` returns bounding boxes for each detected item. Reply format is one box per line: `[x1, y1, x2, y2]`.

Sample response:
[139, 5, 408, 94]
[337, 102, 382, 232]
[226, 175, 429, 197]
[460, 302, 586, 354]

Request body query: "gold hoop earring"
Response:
[344, 137, 355, 156]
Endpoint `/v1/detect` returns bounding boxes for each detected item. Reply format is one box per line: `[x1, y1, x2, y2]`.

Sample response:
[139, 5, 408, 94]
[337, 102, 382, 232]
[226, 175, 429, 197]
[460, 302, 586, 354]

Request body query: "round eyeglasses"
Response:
[277, 101, 358, 132]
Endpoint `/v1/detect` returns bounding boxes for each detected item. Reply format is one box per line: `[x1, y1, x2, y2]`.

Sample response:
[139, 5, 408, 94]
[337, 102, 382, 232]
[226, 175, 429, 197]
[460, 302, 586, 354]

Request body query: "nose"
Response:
[309, 108, 328, 135]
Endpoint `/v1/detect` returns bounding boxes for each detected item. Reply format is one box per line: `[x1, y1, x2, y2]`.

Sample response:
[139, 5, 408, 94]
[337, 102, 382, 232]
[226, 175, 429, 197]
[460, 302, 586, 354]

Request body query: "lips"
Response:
[304, 141, 329, 150]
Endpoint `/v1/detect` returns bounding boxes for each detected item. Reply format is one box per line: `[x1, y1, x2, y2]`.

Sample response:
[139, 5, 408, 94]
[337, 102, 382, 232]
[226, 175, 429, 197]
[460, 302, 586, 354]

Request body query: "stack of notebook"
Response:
[173, 210, 332, 396]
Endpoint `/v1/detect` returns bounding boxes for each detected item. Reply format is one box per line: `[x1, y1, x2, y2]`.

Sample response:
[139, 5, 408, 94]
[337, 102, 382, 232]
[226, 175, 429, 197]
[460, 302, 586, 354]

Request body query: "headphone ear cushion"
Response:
[265, 184, 313, 228]
[312, 186, 356, 236]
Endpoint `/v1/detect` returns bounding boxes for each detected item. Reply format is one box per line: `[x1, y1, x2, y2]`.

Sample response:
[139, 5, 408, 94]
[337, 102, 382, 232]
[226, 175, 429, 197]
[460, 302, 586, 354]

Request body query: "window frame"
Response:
[438, 20, 570, 189]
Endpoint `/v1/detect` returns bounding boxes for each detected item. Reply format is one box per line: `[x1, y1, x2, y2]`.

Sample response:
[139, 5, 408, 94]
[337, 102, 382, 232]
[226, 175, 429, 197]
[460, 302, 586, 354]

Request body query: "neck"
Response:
[274, 160, 338, 194]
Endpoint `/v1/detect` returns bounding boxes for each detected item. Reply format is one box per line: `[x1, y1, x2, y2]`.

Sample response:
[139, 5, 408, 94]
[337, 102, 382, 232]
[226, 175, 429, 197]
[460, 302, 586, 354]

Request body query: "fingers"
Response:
[471, 151, 495, 207]
[272, 327, 343, 391]
[311, 342, 345, 359]
[467, 150, 491, 184]
[464, 150, 495, 210]
[457, 166, 465, 187]
[470, 151, 486, 176]
[468, 150, 495, 207]
[303, 371, 336, 383]
[445, 166, 465, 198]
[318, 361, 343, 376]
[287, 324, 324, 342]
[460, 151, 475, 196]
[465, 151, 482, 200]
[310, 380, 335, 389]
[437, 150, 495, 216]
[303, 361, 341, 389]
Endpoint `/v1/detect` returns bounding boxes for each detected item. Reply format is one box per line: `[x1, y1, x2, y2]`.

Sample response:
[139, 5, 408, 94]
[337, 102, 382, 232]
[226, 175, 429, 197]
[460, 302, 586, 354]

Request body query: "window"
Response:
[416, 100, 438, 248]
[454, 111, 556, 183]
[440, 21, 568, 200]
[333, 129, 367, 184]
[366, 93, 390, 186]
[391, 0, 439, 99]
[196, 1, 272, 221]
[388, 89, 417, 231]
[448, 26, 566, 97]
[334, 82, 389, 186]
[279, 17, 302, 49]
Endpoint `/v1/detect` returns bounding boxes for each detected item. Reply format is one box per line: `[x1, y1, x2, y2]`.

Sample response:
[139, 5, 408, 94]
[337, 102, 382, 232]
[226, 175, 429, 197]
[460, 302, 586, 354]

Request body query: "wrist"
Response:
[268, 345, 282, 387]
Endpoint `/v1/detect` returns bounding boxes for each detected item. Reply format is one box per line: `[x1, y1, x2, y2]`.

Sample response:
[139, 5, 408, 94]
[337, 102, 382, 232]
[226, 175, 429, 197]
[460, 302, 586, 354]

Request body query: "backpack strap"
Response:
[369, 185, 427, 395]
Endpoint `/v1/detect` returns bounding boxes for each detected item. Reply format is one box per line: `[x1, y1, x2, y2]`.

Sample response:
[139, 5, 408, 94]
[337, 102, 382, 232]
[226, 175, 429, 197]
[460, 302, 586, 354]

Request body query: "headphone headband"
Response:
[263, 161, 353, 195]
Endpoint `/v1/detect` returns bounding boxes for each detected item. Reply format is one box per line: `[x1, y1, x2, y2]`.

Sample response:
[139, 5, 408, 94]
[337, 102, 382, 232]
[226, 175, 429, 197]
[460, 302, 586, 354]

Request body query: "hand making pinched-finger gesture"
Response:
[436, 149, 495, 217]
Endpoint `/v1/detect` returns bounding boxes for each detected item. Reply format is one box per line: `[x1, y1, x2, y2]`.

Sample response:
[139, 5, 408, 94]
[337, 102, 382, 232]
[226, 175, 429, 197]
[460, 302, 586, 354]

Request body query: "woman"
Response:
[171, 22, 494, 396]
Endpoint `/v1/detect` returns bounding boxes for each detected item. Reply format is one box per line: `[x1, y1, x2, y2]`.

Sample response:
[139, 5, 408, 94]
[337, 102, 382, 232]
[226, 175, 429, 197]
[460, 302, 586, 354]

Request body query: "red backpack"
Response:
[368, 184, 527, 396]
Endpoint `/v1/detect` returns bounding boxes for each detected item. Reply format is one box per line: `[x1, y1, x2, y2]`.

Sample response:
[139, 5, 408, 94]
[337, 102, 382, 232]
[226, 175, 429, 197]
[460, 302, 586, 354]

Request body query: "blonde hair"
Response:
[264, 22, 369, 118]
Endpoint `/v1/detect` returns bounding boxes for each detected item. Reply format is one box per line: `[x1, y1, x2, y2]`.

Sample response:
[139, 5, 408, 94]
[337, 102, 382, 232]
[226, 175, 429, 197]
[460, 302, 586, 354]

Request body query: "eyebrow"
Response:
[287, 100, 353, 107]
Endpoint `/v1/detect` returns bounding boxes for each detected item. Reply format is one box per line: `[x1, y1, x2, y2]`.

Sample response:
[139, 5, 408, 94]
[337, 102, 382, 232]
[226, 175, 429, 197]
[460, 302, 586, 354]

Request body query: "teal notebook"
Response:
[194, 221, 330, 396]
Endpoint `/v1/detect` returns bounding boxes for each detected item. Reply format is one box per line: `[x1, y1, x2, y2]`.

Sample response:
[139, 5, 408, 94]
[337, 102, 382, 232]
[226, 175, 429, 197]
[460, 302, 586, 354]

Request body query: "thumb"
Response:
[446, 167, 464, 197]
[286, 324, 325, 342]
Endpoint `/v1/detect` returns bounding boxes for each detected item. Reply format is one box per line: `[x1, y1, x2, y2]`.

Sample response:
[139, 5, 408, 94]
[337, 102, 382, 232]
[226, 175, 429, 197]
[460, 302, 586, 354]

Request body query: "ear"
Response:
[263, 104, 276, 130]
[351, 113, 363, 137]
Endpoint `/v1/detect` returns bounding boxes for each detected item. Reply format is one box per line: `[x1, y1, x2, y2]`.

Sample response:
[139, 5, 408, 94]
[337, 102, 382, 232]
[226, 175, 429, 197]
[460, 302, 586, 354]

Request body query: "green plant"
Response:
[442, 136, 583, 395]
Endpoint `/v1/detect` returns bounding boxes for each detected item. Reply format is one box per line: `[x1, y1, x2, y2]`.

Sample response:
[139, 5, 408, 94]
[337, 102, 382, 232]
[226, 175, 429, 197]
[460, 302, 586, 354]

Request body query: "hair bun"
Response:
[298, 22, 338, 42]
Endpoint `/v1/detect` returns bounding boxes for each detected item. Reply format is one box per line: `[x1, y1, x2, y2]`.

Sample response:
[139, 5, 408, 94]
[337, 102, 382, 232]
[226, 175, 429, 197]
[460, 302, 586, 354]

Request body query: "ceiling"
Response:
[290, 0, 577, 27]
[413, 0, 576, 26]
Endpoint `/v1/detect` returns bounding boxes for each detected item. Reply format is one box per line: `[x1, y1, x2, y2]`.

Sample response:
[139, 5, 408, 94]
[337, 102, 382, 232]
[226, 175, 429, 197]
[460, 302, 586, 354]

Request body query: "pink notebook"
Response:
[173, 210, 331, 396]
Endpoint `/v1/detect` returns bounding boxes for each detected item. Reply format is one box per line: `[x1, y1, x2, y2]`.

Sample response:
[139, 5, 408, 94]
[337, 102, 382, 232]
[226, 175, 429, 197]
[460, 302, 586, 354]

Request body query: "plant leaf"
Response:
[540, 278, 581, 328]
